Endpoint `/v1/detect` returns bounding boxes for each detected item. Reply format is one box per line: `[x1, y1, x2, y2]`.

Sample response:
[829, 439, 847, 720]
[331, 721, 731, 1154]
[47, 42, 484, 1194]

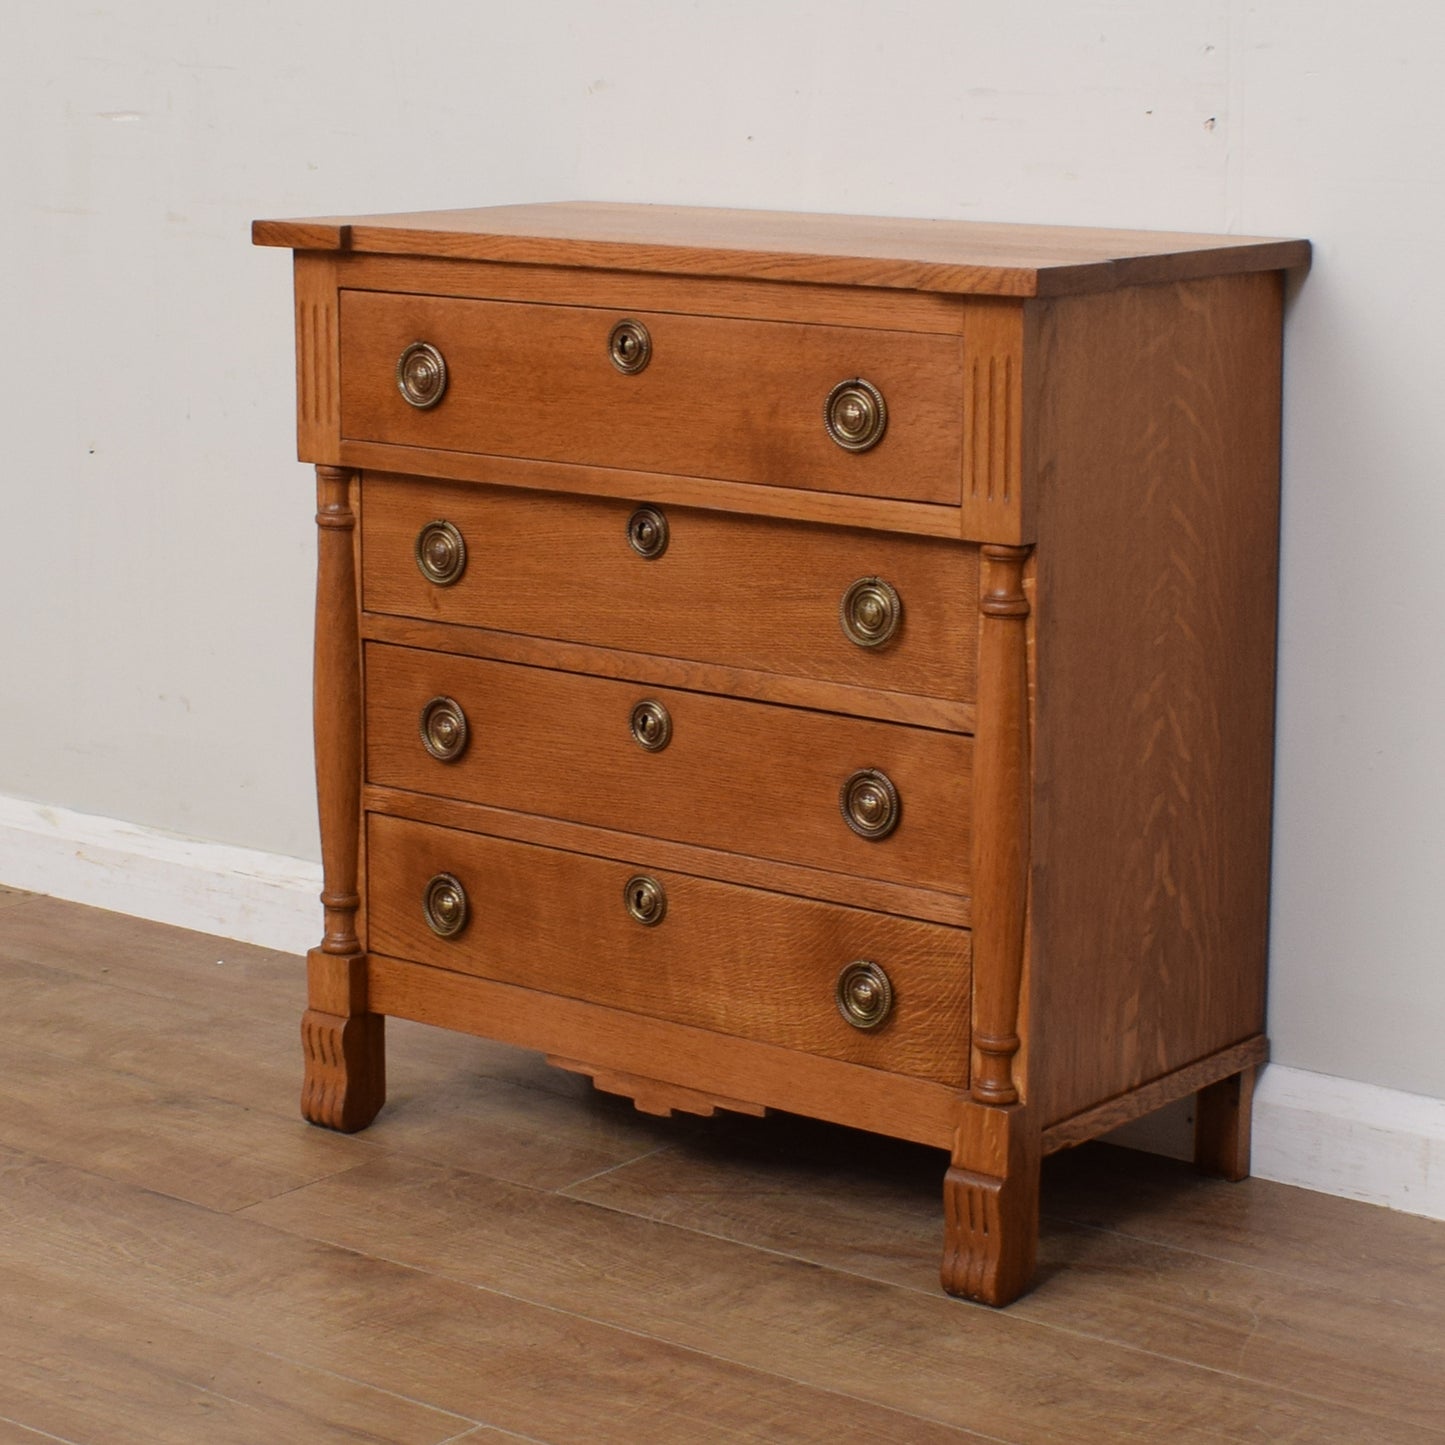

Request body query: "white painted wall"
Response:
[3, 2, 1442, 1104]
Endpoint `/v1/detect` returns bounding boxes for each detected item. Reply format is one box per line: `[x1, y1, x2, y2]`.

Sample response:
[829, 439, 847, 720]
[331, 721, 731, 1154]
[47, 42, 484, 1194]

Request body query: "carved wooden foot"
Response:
[1194, 1065, 1257, 1181]
[941, 1104, 1039, 1306]
[301, 1006, 385, 1132]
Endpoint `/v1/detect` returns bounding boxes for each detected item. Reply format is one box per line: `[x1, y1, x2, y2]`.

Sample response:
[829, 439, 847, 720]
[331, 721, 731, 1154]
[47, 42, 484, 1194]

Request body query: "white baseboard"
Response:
[0, 795, 319, 954]
[2, 794, 1442, 1221]
[1252, 1065, 1445, 1219]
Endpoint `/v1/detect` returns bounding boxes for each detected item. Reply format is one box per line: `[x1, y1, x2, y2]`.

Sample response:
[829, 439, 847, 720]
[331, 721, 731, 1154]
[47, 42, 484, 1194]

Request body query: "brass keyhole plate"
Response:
[623, 874, 667, 926]
[629, 699, 672, 751]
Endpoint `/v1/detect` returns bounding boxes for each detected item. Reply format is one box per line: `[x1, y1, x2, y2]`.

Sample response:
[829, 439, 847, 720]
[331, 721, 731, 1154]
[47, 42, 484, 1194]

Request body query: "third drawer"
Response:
[365, 642, 972, 894]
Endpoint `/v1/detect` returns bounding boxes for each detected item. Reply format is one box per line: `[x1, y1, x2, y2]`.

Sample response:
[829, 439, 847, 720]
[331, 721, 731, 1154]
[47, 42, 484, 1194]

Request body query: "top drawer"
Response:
[338, 291, 965, 505]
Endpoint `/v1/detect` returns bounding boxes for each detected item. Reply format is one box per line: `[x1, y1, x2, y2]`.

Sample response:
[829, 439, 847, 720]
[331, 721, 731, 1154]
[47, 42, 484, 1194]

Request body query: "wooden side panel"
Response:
[293, 254, 341, 464]
[1028, 273, 1283, 1126]
[366, 814, 972, 1085]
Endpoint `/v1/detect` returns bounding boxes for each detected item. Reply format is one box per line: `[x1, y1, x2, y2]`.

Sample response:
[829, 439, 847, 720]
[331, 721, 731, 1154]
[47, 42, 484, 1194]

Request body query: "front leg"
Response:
[302, 951, 385, 1132]
[941, 1103, 1039, 1306]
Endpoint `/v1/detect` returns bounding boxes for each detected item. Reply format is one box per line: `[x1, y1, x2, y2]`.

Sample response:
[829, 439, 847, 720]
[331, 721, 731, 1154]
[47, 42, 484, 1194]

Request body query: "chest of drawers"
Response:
[254, 203, 1308, 1304]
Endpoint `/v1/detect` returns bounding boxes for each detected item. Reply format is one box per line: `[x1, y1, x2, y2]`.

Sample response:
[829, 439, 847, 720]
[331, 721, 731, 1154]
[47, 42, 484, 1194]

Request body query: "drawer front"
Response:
[339, 290, 964, 505]
[365, 643, 971, 894]
[367, 813, 971, 1085]
[362, 476, 978, 704]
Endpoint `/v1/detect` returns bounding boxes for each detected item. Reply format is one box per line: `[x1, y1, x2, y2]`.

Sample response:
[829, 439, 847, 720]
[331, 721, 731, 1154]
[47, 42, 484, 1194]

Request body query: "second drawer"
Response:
[365, 643, 972, 894]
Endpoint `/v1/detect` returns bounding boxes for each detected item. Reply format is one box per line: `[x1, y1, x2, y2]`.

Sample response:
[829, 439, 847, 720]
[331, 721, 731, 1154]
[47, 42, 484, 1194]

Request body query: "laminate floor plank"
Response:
[0, 1147, 983, 1445]
[0, 885, 36, 911]
[0, 954, 681, 1193]
[1045, 1143, 1445, 1315]
[240, 1151, 1440, 1443]
[0, 1259, 472, 1445]
[561, 1115, 1445, 1429]
[0, 1037, 378, 1212]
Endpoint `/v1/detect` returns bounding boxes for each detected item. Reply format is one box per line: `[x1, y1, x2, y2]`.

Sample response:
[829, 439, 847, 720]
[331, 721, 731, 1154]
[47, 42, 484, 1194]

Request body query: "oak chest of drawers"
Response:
[255, 202, 1308, 1304]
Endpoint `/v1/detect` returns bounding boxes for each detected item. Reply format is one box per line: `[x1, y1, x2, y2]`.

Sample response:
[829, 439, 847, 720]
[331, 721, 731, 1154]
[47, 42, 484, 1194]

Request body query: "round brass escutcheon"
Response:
[840, 576, 902, 648]
[839, 768, 901, 840]
[396, 341, 448, 410]
[419, 696, 469, 762]
[414, 519, 467, 586]
[629, 699, 672, 752]
[608, 319, 652, 375]
[824, 378, 888, 452]
[626, 505, 669, 560]
[422, 872, 468, 938]
[623, 874, 667, 926]
[835, 959, 894, 1031]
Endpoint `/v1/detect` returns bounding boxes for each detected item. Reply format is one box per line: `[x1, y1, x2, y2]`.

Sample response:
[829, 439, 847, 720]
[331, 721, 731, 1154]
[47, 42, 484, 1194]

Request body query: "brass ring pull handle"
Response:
[629, 699, 672, 752]
[824, 378, 887, 452]
[414, 520, 467, 586]
[836, 960, 894, 1030]
[396, 341, 448, 409]
[608, 319, 651, 374]
[624, 874, 667, 926]
[626, 505, 668, 559]
[419, 696, 469, 762]
[840, 577, 902, 648]
[839, 768, 900, 839]
[422, 873, 468, 938]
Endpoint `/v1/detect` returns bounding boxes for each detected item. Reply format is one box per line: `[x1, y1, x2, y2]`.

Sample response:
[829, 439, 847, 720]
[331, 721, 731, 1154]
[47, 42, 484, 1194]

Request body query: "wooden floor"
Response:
[0, 887, 1441, 1444]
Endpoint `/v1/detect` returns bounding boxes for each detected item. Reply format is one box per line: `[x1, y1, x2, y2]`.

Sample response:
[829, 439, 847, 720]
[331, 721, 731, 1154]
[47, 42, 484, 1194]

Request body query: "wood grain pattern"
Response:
[1040, 1036, 1269, 1153]
[339, 290, 966, 504]
[364, 642, 973, 893]
[1028, 273, 1283, 1126]
[255, 201, 1311, 297]
[360, 473, 980, 705]
[367, 813, 972, 1085]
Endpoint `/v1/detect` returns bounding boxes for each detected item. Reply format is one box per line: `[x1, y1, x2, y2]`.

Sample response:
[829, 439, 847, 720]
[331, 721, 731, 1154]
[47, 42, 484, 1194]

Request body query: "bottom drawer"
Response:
[367, 813, 971, 1086]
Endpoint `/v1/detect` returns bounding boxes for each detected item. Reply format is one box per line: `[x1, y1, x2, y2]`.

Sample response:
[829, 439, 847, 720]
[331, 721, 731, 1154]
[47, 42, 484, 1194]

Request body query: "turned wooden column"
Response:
[300, 464, 385, 1132]
[970, 543, 1033, 1105]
